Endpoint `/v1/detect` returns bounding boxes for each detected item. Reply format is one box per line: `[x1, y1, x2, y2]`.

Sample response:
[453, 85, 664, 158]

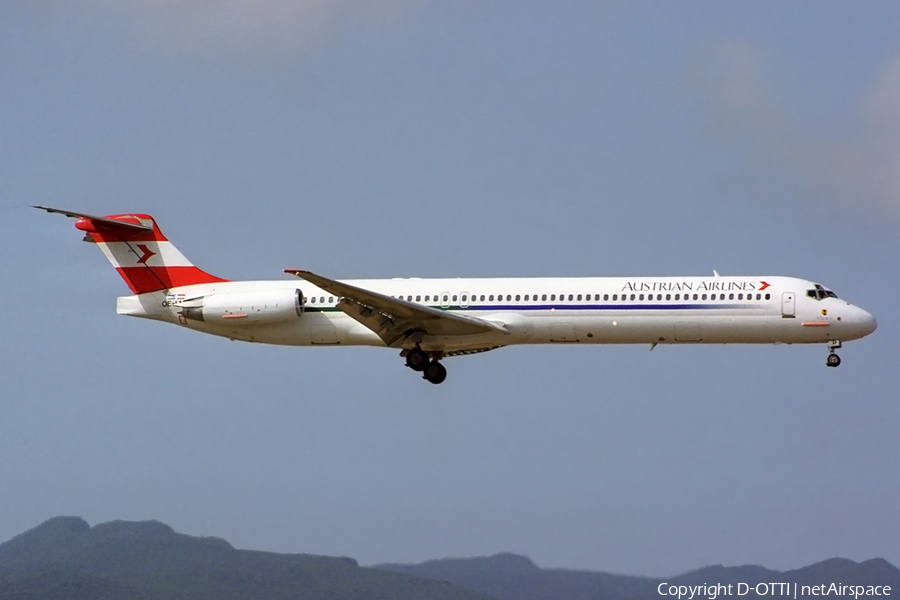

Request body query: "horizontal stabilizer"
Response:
[32, 205, 153, 232]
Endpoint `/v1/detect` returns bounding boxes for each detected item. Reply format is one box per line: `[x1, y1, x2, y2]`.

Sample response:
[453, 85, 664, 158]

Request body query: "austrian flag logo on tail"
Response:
[136, 244, 156, 264]
[759, 281, 771, 291]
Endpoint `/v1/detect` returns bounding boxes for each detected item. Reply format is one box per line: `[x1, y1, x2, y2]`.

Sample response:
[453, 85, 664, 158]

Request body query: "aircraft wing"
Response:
[285, 269, 508, 347]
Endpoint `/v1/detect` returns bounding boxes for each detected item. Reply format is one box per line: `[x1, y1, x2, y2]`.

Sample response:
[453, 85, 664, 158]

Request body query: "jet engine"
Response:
[179, 289, 303, 324]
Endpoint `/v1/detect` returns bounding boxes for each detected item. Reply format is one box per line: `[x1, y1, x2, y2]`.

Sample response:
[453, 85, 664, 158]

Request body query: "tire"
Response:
[423, 361, 447, 384]
[826, 354, 841, 367]
[406, 348, 429, 372]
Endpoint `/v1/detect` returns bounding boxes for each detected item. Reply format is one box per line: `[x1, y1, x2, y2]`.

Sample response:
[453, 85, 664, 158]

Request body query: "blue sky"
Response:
[1, 1, 898, 576]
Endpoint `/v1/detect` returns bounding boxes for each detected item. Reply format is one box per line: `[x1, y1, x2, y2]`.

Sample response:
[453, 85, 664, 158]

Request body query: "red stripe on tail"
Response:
[115, 266, 225, 295]
[78, 213, 227, 294]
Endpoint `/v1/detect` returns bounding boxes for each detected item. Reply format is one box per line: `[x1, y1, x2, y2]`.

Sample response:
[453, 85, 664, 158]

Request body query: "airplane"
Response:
[35, 206, 877, 384]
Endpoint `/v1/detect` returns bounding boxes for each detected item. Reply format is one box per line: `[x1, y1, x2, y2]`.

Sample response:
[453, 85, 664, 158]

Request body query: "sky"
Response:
[1, 1, 899, 577]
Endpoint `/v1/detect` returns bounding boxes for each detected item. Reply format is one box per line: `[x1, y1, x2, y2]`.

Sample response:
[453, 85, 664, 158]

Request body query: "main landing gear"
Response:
[404, 348, 447, 384]
[826, 340, 842, 368]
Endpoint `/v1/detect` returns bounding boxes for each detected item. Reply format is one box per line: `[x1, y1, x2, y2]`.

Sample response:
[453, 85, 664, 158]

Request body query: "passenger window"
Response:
[638, 294, 644, 300]
[674, 294, 679, 300]
[756, 293, 761, 300]
[505, 294, 510, 301]
[729, 293, 734, 300]
[630, 294, 636, 301]
[693, 294, 699, 300]
[550, 294, 556, 301]
[425, 295, 430, 302]
[524, 295, 529, 301]
[665, 294, 670, 300]
[542, 294, 547, 301]
[480, 295, 485, 301]
[311, 297, 316, 303]
[701, 294, 706, 300]
[515, 294, 521, 301]
[568, 294, 573, 301]
[452, 295, 457, 302]
[489, 295, 494, 301]
[738, 293, 743, 300]
[462, 295, 467, 302]
[604, 294, 609, 301]
[577, 294, 582, 301]
[765, 293, 771, 300]
[443, 294, 449, 302]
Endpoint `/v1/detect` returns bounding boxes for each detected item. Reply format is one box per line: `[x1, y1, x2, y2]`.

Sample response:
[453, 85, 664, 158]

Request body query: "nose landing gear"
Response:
[402, 348, 448, 384]
[826, 339, 842, 367]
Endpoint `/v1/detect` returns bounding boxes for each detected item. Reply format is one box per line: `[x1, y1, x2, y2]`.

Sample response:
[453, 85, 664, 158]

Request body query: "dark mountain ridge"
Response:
[2, 517, 896, 600]
[0, 517, 491, 600]
[376, 552, 900, 600]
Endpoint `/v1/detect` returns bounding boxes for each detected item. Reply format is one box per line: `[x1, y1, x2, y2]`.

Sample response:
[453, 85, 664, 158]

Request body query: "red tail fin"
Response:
[36, 207, 227, 294]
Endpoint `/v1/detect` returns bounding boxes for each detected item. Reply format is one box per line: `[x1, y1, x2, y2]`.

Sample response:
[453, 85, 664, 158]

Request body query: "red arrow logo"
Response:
[759, 281, 771, 291]
[136, 244, 156, 264]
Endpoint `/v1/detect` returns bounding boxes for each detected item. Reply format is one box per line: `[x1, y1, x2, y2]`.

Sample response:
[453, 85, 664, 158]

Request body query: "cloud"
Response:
[698, 40, 900, 220]
[36, 0, 422, 59]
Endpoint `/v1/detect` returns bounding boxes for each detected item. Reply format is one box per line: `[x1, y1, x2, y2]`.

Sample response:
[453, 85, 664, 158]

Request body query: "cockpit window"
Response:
[807, 285, 838, 300]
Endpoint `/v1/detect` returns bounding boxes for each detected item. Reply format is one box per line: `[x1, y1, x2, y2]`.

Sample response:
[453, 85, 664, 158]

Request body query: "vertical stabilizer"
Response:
[34, 206, 227, 294]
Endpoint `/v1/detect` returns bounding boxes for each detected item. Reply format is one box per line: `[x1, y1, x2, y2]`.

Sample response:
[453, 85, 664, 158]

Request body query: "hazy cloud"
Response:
[699, 40, 900, 219]
[35, 0, 422, 58]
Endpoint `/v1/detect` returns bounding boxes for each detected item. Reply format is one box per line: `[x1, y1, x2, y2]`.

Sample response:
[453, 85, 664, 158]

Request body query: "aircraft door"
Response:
[781, 292, 796, 318]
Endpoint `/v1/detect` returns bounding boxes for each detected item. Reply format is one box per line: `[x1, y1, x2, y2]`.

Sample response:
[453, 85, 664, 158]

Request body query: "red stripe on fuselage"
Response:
[116, 266, 226, 294]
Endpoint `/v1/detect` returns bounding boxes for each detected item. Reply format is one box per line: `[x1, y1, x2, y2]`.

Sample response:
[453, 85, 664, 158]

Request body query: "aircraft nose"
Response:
[854, 306, 877, 337]
[862, 309, 877, 335]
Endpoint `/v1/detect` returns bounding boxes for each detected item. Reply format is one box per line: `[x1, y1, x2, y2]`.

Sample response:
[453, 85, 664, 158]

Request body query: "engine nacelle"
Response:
[180, 289, 303, 325]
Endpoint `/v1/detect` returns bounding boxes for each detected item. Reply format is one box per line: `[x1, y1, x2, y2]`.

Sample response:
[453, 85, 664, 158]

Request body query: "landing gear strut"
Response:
[826, 340, 842, 368]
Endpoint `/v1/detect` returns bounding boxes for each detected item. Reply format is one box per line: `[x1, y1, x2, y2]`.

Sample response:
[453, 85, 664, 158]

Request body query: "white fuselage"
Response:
[116, 275, 877, 355]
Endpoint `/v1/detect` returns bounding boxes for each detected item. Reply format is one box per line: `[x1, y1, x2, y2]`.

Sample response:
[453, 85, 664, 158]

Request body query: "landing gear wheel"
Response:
[405, 348, 430, 372]
[423, 361, 447, 385]
[826, 354, 841, 368]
